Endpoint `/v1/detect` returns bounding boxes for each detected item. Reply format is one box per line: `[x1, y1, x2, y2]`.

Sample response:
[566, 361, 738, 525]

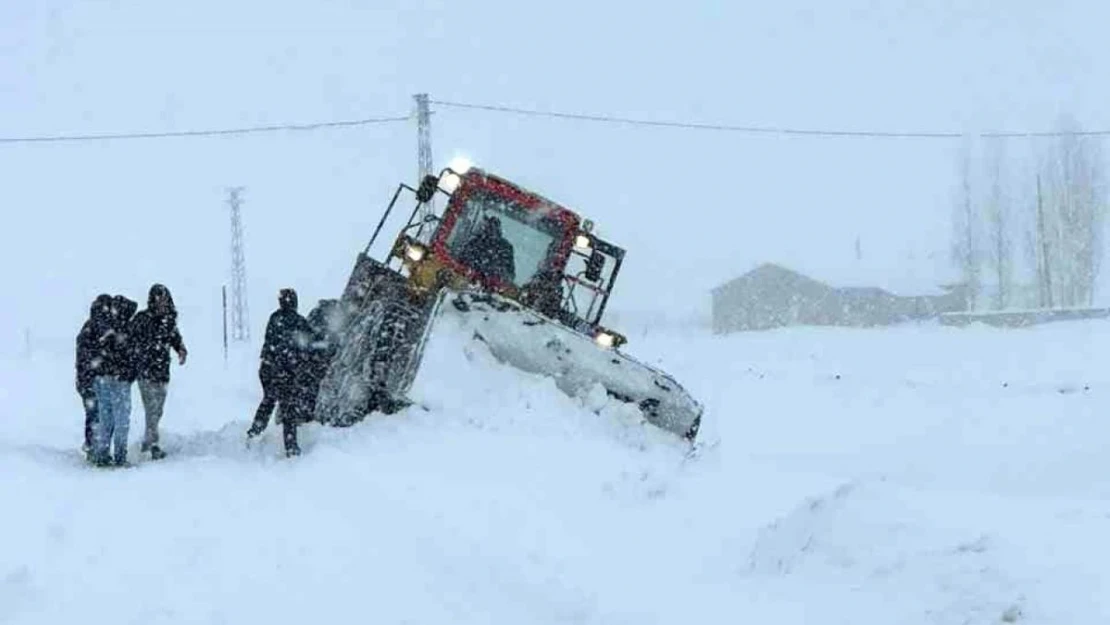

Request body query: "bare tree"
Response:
[951, 119, 1106, 311]
[950, 141, 981, 311]
[1038, 116, 1107, 307]
[1035, 174, 1054, 307]
[983, 139, 1013, 309]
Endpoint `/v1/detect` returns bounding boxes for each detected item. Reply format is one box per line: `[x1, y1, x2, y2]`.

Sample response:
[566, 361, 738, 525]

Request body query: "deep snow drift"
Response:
[3, 318, 1110, 624]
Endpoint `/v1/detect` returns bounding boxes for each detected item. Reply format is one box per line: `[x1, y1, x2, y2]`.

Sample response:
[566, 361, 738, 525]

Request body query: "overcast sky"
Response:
[2, 0, 1107, 351]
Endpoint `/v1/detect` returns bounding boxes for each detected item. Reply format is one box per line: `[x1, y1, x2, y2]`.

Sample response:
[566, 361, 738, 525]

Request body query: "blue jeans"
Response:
[92, 376, 131, 464]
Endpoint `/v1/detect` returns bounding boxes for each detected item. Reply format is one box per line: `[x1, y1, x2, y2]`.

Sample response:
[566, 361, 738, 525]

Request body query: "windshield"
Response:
[445, 188, 566, 287]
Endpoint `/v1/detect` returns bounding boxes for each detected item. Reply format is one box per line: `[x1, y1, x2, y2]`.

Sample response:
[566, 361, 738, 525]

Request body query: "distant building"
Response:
[711, 263, 968, 334]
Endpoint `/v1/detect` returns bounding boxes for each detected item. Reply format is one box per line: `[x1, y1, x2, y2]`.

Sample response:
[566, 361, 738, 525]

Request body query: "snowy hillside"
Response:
[3, 318, 1110, 624]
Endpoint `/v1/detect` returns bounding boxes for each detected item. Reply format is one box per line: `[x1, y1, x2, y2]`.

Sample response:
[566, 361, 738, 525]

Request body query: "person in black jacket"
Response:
[129, 284, 188, 460]
[89, 295, 138, 467]
[457, 216, 516, 284]
[76, 294, 113, 455]
[521, 267, 565, 321]
[302, 298, 341, 417]
[247, 288, 316, 457]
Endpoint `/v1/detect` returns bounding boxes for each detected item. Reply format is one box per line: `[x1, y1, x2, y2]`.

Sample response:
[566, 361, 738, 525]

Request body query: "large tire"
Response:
[314, 297, 427, 426]
[365, 300, 423, 411]
[314, 299, 381, 426]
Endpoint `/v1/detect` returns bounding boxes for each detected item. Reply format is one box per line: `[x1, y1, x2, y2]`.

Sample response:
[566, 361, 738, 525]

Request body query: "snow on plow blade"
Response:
[315, 285, 703, 441]
[415, 289, 704, 441]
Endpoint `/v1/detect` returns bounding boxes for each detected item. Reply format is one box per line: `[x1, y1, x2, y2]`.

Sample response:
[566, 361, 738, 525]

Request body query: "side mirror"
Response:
[415, 175, 439, 203]
[585, 250, 605, 282]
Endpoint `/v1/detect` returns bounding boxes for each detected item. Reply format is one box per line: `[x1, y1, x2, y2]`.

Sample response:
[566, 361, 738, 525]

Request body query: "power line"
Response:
[5, 97, 1109, 145]
[0, 114, 410, 145]
[431, 99, 1110, 139]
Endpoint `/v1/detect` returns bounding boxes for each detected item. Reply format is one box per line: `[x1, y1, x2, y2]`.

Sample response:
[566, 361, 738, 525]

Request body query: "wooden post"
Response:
[222, 285, 229, 364]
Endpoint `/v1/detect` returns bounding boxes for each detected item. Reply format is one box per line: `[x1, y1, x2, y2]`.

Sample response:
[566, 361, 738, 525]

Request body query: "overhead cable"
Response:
[6, 98, 1109, 144]
[431, 99, 1110, 139]
[0, 114, 411, 145]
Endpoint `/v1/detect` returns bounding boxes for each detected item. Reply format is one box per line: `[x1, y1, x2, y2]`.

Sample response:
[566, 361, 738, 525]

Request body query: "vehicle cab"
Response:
[388, 162, 628, 348]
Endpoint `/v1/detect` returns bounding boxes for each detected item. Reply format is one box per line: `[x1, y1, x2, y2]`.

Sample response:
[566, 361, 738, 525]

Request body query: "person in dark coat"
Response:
[129, 284, 188, 460]
[247, 288, 316, 457]
[76, 294, 113, 454]
[522, 267, 565, 321]
[302, 299, 340, 419]
[457, 216, 516, 284]
[89, 295, 138, 467]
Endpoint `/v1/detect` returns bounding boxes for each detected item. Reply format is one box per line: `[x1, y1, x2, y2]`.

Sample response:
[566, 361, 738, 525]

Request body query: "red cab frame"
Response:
[428, 169, 581, 292]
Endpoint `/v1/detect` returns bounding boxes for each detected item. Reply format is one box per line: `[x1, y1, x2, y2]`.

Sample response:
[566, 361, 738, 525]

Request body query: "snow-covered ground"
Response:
[3, 317, 1110, 624]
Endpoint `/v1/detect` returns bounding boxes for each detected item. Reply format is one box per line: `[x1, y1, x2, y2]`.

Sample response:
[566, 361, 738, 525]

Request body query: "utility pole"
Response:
[227, 187, 250, 342]
[415, 93, 433, 182]
[415, 93, 435, 220]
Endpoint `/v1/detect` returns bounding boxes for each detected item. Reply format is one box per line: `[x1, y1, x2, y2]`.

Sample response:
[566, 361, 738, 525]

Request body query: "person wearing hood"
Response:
[247, 288, 316, 457]
[89, 294, 139, 467]
[128, 284, 188, 460]
[457, 215, 516, 285]
[302, 298, 340, 417]
[76, 294, 113, 455]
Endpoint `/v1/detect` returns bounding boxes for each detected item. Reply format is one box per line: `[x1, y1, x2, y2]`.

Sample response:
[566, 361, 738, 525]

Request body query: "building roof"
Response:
[711, 262, 828, 292]
[714, 260, 957, 298]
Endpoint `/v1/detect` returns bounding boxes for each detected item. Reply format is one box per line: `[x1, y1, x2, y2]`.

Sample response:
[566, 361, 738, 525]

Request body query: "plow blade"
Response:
[415, 289, 703, 441]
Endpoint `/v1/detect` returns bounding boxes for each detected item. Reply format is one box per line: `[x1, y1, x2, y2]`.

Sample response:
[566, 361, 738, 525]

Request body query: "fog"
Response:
[2, 0, 1106, 351]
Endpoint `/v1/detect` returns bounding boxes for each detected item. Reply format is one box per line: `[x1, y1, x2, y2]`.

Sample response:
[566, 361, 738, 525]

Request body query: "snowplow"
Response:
[310, 161, 703, 442]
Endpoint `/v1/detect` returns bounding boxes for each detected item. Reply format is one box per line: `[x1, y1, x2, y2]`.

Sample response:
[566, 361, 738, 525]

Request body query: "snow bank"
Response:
[3, 319, 1110, 623]
[748, 480, 1026, 623]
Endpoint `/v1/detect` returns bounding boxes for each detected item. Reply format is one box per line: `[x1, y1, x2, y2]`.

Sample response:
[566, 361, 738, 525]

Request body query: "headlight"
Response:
[448, 156, 473, 173]
[575, 234, 592, 251]
[594, 331, 615, 348]
[405, 242, 426, 262]
[440, 172, 462, 194]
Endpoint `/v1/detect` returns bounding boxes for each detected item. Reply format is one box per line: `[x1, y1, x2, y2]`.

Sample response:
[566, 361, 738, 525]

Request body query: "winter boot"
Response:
[90, 455, 112, 468]
[150, 445, 166, 460]
[282, 421, 300, 457]
[246, 422, 265, 439]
